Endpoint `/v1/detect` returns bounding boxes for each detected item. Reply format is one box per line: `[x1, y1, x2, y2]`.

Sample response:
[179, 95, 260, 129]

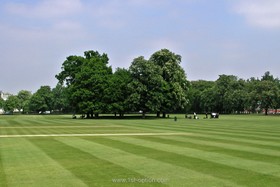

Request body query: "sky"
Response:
[1, 0, 280, 94]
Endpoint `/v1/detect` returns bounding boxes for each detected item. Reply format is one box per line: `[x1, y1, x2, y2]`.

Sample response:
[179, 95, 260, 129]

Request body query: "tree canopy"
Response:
[150, 49, 190, 117]
[189, 71, 280, 115]
[2, 49, 280, 117]
[29, 86, 53, 113]
[127, 56, 165, 118]
[54, 49, 190, 118]
[56, 50, 112, 117]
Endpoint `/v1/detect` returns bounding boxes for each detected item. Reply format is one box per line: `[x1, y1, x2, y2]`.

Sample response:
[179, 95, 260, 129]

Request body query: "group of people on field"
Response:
[185, 112, 219, 120]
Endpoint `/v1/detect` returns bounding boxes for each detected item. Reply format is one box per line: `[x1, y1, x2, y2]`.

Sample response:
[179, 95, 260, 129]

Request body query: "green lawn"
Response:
[0, 114, 280, 186]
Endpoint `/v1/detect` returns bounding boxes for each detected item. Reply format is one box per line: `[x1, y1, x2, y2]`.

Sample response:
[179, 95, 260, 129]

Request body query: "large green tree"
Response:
[29, 86, 53, 113]
[253, 80, 279, 115]
[127, 56, 165, 118]
[56, 55, 85, 112]
[215, 75, 242, 113]
[56, 55, 85, 86]
[17, 90, 32, 113]
[52, 83, 70, 113]
[200, 87, 219, 113]
[3, 95, 19, 113]
[189, 80, 215, 113]
[104, 68, 132, 117]
[56, 50, 112, 117]
[149, 49, 190, 117]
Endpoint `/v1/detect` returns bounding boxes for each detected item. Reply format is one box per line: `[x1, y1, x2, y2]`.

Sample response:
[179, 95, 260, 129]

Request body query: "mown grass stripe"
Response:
[136, 136, 280, 164]
[0, 118, 10, 126]
[31, 138, 159, 187]
[147, 118, 280, 133]
[193, 124, 280, 134]
[156, 123, 280, 142]
[0, 148, 7, 187]
[129, 117, 280, 135]
[134, 126, 276, 146]
[0, 126, 131, 135]
[56, 137, 242, 187]
[113, 121, 280, 147]
[169, 133, 280, 150]
[10, 126, 31, 135]
[0, 138, 87, 187]
[0, 126, 8, 135]
[177, 125, 280, 140]
[160, 135, 280, 157]
[3, 120, 280, 150]
[0, 125, 124, 128]
[182, 132, 280, 149]
[109, 136, 280, 178]
[86, 137, 280, 187]
[115, 122, 280, 141]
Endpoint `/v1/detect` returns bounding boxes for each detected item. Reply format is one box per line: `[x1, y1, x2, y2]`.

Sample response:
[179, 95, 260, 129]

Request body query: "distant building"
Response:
[0, 91, 12, 114]
[0, 91, 11, 101]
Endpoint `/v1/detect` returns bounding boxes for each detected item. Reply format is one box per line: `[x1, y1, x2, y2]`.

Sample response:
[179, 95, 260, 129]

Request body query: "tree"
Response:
[253, 80, 279, 115]
[52, 83, 70, 113]
[200, 87, 219, 113]
[56, 55, 85, 112]
[29, 86, 53, 113]
[149, 49, 190, 117]
[261, 71, 275, 82]
[3, 95, 20, 113]
[0, 97, 4, 109]
[56, 55, 85, 86]
[56, 50, 112, 117]
[189, 80, 215, 113]
[215, 75, 239, 113]
[224, 90, 249, 113]
[127, 56, 165, 118]
[17, 90, 32, 113]
[104, 68, 132, 117]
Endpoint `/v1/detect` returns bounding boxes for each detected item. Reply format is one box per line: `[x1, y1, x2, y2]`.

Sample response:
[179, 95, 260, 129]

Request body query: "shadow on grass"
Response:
[71, 114, 174, 120]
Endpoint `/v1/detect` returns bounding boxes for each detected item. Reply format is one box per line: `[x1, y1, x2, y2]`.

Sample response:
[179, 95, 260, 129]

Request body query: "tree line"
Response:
[1, 49, 279, 116]
[1, 49, 189, 118]
[189, 72, 280, 115]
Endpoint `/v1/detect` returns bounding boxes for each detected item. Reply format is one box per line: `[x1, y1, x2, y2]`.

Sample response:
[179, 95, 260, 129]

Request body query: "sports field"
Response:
[0, 114, 280, 186]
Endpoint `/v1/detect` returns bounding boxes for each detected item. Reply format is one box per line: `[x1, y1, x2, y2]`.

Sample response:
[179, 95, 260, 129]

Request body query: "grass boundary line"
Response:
[0, 125, 123, 129]
[0, 132, 192, 138]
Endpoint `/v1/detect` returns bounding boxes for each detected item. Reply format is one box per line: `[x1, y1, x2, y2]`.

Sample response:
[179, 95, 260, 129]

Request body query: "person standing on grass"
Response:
[194, 112, 197, 119]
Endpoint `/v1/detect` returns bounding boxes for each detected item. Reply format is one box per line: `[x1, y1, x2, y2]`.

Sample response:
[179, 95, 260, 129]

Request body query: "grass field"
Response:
[0, 114, 280, 186]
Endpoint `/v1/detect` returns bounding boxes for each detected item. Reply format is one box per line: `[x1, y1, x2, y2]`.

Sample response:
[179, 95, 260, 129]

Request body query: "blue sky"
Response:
[1, 0, 280, 94]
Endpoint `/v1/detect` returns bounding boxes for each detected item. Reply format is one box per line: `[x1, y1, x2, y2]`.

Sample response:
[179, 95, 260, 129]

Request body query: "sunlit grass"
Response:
[0, 114, 280, 186]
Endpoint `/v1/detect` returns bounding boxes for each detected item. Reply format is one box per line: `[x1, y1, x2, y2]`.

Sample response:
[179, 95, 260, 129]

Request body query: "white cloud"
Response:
[5, 0, 83, 19]
[234, 0, 280, 29]
[85, 0, 174, 30]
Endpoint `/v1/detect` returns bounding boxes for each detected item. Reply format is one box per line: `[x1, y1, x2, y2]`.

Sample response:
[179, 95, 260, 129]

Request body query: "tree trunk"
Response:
[156, 112, 160, 118]
[265, 108, 268, 115]
[142, 112, 146, 119]
[162, 112, 166, 118]
[95, 113, 99, 118]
